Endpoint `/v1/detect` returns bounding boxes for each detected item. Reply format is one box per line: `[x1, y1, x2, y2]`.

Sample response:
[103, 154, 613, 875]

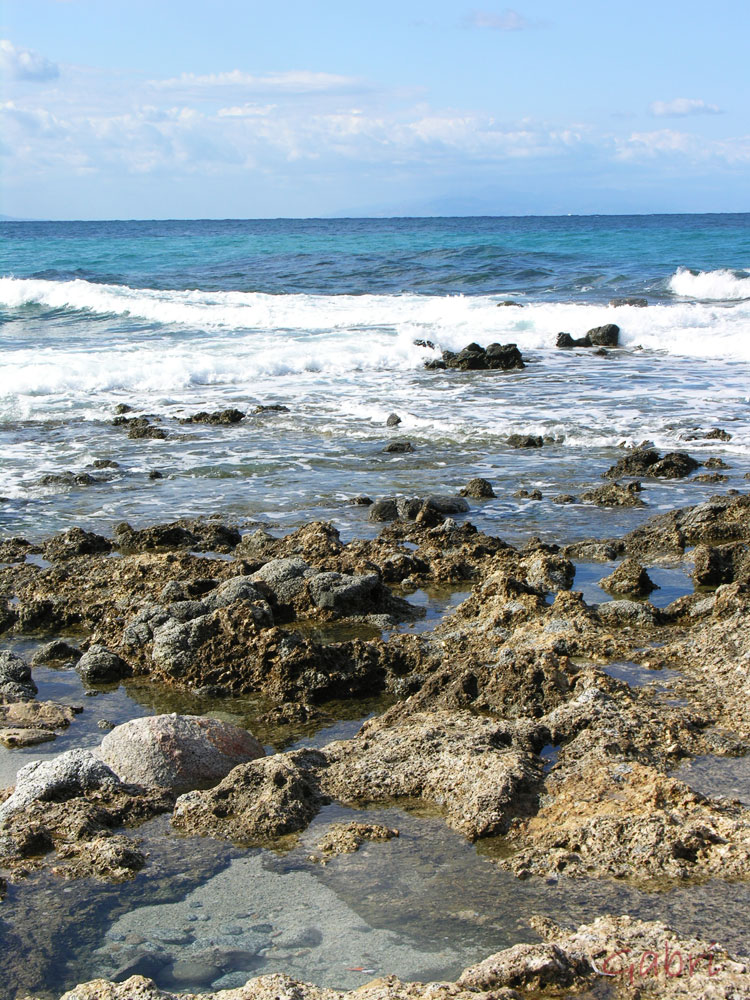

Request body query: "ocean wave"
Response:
[1, 277, 750, 378]
[668, 266, 750, 301]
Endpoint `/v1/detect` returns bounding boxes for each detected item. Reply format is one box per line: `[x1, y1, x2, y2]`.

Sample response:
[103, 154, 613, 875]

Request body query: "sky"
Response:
[1, 0, 748, 219]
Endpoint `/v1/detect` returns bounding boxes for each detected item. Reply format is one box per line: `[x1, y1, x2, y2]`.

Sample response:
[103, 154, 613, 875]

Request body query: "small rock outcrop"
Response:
[0, 650, 37, 702]
[429, 342, 525, 372]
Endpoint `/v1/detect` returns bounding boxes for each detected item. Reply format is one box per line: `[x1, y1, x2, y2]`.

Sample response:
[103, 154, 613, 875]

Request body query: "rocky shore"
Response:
[1, 484, 750, 998]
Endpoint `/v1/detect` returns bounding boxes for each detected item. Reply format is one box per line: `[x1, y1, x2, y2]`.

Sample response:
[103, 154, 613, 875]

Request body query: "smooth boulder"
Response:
[99, 714, 265, 792]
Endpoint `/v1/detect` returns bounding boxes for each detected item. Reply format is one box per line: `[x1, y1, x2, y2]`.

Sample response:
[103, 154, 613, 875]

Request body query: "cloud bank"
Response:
[0, 39, 60, 82]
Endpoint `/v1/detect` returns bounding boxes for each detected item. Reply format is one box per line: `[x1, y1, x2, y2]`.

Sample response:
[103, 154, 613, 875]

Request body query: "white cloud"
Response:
[650, 98, 722, 117]
[616, 129, 750, 164]
[151, 70, 363, 95]
[463, 8, 531, 30]
[0, 39, 60, 82]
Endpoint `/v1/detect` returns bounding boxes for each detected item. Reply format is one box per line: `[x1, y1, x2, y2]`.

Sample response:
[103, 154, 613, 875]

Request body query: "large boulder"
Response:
[0, 651, 37, 703]
[99, 714, 265, 792]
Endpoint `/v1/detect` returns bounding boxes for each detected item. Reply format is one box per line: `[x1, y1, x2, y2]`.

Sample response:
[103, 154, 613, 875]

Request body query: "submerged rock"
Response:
[99, 714, 265, 792]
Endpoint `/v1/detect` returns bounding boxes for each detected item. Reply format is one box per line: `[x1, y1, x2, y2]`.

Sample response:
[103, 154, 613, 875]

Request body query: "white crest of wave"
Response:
[668, 266, 750, 300]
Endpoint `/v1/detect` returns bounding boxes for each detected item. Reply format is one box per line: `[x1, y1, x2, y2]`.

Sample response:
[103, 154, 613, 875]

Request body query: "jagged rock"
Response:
[251, 557, 315, 604]
[599, 558, 657, 597]
[383, 440, 414, 453]
[385, 412, 401, 426]
[99, 714, 265, 792]
[39, 471, 97, 487]
[128, 424, 168, 440]
[0, 650, 37, 702]
[0, 749, 121, 825]
[507, 434, 543, 448]
[514, 488, 543, 500]
[253, 404, 290, 414]
[42, 527, 112, 561]
[368, 499, 399, 522]
[581, 481, 645, 508]
[692, 542, 750, 587]
[651, 452, 701, 478]
[179, 408, 245, 425]
[307, 571, 384, 615]
[460, 477, 496, 498]
[604, 448, 660, 478]
[587, 323, 620, 346]
[76, 644, 131, 683]
[439, 342, 525, 371]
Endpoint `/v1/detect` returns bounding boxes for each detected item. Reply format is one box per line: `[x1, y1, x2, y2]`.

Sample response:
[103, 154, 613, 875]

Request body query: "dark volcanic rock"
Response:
[383, 440, 414, 453]
[603, 448, 660, 479]
[650, 451, 700, 478]
[460, 477, 496, 498]
[76, 644, 131, 683]
[507, 434, 543, 449]
[128, 423, 168, 440]
[180, 408, 245, 425]
[438, 342, 525, 372]
[587, 324, 620, 347]
[385, 412, 401, 426]
[557, 324, 620, 348]
[114, 518, 240, 554]
[38, 471, 97, 487]
[253, 404, 290, 414]
[514, 488, 543, 500]
[368, 499, 399, 522]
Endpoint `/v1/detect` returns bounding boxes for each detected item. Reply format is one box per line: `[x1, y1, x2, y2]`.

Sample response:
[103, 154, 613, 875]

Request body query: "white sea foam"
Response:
[1, 277, 750, 411]
[668, 266, 750, 301]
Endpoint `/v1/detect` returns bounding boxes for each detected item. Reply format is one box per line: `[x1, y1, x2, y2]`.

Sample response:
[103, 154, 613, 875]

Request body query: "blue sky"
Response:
[1, 0, 748, 219]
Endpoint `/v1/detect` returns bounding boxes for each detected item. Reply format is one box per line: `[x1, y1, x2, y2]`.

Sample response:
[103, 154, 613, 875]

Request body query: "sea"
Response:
[1, 213, 750, 996]
[1, 213, 749, 547]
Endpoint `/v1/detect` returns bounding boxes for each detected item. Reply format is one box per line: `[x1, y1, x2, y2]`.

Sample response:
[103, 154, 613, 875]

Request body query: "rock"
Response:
[0, 700, 78, 736]
[113, 403, 132, 414]
[99, 714, 265, 792]
[587, 323, 620, 347]
[609, 296, 648, 307]
[385, 413, 401, 426]
[77, 645, 131, 683]
[0, 650, 37, 703]
[496, 299, 524, 307]
[684, 426, 733, 442]
[693, 472, 729, 483]
[128, 424, 168, 440]
[459, 942, 587, 991]
[424, 358, 447, 370]
[650, 451, 700, 478]
[307, 571, 382, 615]
[0, 727, 57, 748]
[581, 481, 645, 508]
[92, 459, 120, 469]
[253, 404, 290, 414]
[507, 434, 543, 448]
[180, 409, 245, 425]
[173, 749, 325, 841]
[368, 499, 399, 522]
[440, 342, 525, 372]
[603, 448, 660, 479]
[0, 749, 121, 825]
[552, 494, 578, 504]
[599, 559, 657, 597]
[692, 542, 750, 587]
[346, 495, 373, 506]
[39, 471, 97, 487]
[413, 338, 435, 348]
[596, 599, 658, 627]
[148, 469, 163, 479]
[0, 536, 35, 562]
[251, 557, 314, 604]
[201, 576, 268, 612]
[42, 527, 112, 561]
[314, 821, 399, 860]
[460, 477, 496, 498]
[114, 518, 240, 553]
[382, 440, 414, 453]
[514, 488, 543, 500]
[557, 324, 619, 348]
